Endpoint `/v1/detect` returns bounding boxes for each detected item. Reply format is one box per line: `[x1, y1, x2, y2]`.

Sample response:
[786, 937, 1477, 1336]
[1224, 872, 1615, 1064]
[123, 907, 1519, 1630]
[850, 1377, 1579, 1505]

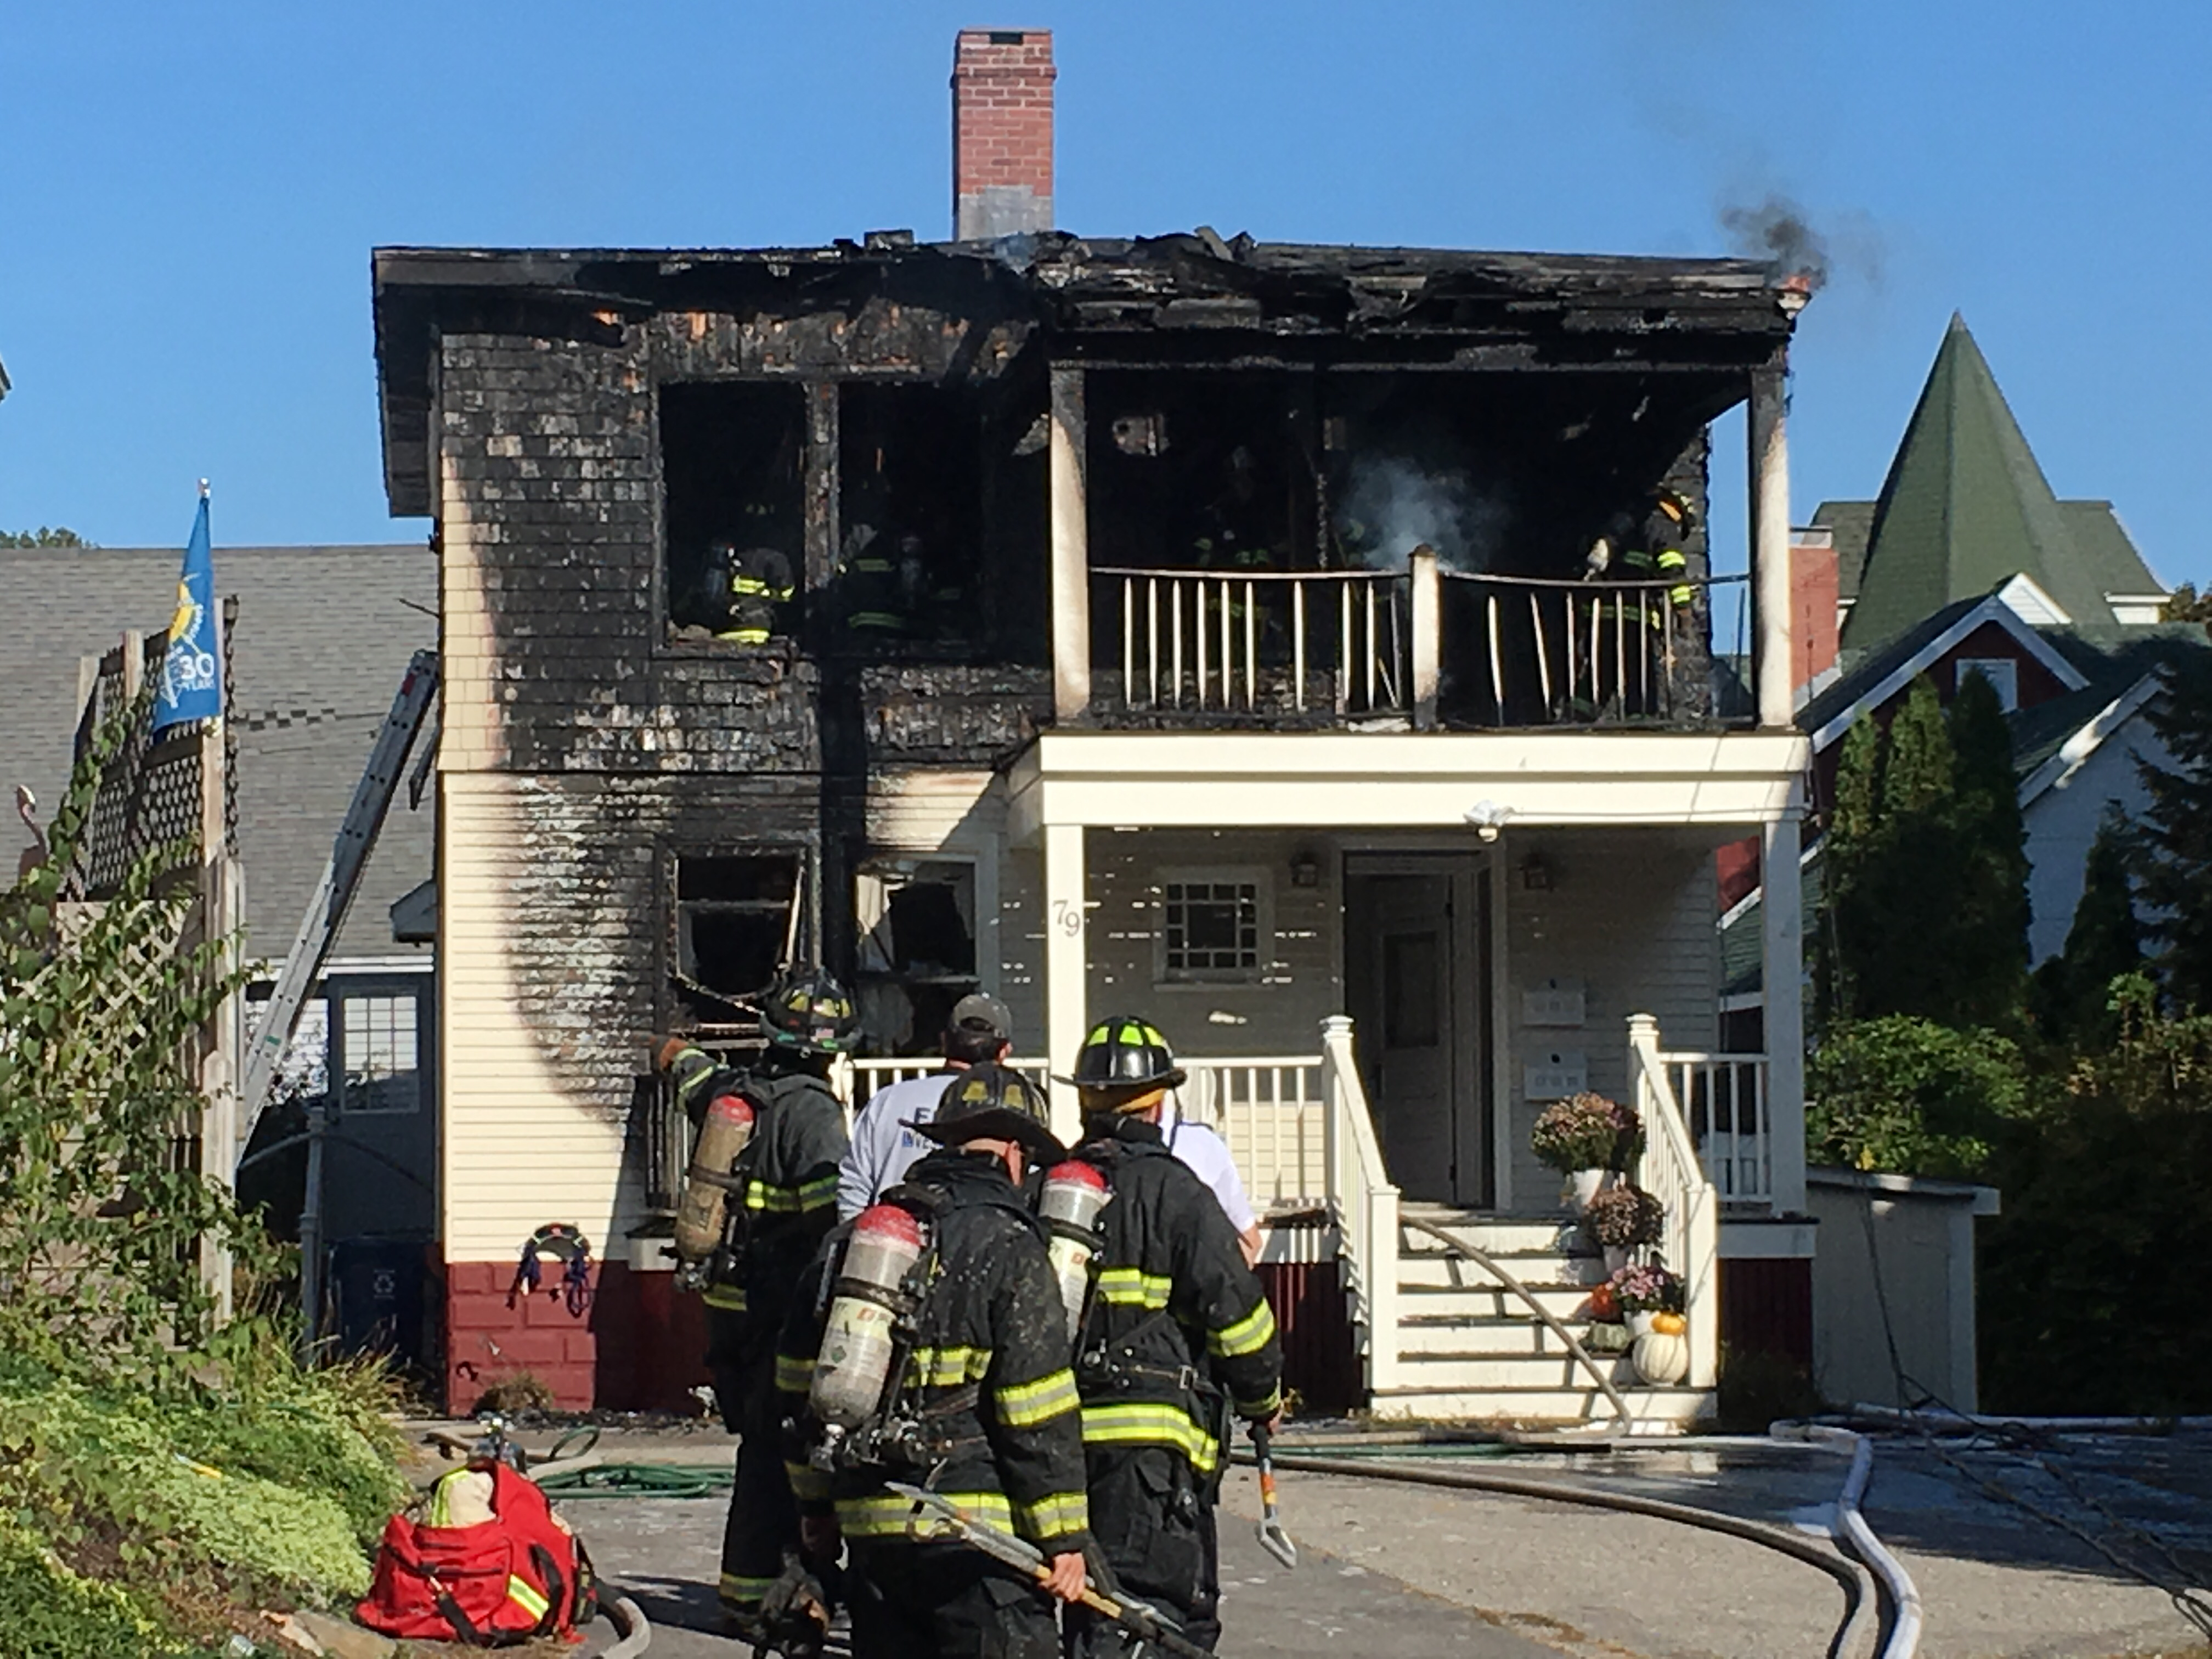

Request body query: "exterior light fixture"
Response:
[1520, 853, 1555, 892]
[1290, 851, 1323, 889]
[1465, 799, 1512, 844]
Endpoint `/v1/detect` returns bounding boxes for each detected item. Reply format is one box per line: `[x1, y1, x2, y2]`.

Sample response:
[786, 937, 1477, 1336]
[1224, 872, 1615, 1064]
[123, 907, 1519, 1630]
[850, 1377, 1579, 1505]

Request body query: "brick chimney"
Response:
[1791, 528, 1840, 704]
[952, 29, 1055, 241]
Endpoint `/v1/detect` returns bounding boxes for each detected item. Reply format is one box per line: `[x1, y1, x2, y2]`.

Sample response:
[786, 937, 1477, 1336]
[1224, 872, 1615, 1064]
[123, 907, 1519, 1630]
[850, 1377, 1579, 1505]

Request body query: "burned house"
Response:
[373, 30, 1814, 1420]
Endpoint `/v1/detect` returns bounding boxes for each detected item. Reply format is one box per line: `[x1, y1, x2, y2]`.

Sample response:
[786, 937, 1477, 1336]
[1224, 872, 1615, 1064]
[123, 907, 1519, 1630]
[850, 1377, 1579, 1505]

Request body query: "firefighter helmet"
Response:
[760, 967, 859, 1056]
[913, 1062, 1063, 1161]
[1654, 487, 1698, 533]
[1062, 1016, 1187, 1104]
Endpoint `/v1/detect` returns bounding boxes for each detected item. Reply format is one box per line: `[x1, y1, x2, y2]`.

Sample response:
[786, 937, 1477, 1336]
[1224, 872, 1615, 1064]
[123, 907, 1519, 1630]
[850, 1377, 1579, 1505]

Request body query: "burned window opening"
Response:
[855, 859, 979, 1056]
[834, 383, 992, 657]
[661, 382, 806, 645]
[671, 851, 803, 1030]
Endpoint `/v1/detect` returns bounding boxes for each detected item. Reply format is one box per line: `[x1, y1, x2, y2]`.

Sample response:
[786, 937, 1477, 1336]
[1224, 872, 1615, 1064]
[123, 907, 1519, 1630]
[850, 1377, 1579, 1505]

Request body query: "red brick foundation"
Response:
[444, 1257, 715, 1414]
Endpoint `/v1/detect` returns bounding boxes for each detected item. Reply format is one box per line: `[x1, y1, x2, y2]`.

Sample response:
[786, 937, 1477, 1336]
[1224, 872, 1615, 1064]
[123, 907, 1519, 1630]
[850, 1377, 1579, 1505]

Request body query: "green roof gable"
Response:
[1839, 315, 2152, 653]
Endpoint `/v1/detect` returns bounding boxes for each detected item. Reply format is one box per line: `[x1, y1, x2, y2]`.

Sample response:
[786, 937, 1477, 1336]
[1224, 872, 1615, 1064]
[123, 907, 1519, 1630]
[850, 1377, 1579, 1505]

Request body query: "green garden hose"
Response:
[537, 1462, 734, 1500]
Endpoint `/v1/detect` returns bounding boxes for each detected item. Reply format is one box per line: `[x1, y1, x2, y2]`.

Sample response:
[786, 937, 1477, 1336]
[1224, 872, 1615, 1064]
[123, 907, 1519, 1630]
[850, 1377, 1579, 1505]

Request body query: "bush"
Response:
[1807, 1016, 2024, 1177]
[0, 1522, 183, 1658]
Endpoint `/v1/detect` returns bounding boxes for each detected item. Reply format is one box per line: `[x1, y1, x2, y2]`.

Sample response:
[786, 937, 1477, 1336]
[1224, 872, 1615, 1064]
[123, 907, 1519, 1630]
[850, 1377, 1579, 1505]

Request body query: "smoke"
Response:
[1336, 457, 1509, 575]
[1720, 193, 1885, 292]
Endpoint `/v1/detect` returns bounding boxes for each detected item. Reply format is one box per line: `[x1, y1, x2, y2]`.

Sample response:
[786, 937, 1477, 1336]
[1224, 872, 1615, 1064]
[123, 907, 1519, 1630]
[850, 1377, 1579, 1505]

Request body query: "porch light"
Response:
[1465, 799, 1512, 843]
[1520, 853, 1555, 892]
[1290, 851, 1323, 889]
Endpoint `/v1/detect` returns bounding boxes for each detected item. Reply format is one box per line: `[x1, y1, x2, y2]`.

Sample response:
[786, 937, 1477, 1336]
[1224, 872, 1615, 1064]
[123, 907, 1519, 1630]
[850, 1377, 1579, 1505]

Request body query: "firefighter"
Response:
[659, 967, 856, 1635]
[703, 539, 797, 645]
[777, 1063, 1091, 1657]
[1063, 1018, 1284, 1655]
[1579, 487, 1699, 716]
[838, 992, 1017, 1219]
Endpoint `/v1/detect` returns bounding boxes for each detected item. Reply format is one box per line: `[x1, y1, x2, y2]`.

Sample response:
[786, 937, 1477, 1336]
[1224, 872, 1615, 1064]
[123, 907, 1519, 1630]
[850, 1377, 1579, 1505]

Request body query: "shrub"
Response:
[1583, 1184, 1664, 1248]
[1531, 1092, 1644, 1173]
[1806, 1016, 2024, 1177]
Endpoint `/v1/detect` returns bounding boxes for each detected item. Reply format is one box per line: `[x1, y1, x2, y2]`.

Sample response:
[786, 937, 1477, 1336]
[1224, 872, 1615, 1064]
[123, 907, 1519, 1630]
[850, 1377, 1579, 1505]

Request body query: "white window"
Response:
[1955, 657, 2019, 712]
[1158, 869, 1269, 983]
[341, 994, 420, 1115]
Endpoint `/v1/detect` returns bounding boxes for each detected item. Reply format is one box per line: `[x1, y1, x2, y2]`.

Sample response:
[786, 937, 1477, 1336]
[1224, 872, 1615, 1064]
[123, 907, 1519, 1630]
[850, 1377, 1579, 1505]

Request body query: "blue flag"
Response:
[153, 492, 222, 731]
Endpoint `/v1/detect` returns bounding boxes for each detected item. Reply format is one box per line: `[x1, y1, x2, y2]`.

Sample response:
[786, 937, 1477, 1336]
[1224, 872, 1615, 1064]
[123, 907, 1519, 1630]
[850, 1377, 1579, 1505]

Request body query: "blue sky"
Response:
[3, 1, 2207, 591]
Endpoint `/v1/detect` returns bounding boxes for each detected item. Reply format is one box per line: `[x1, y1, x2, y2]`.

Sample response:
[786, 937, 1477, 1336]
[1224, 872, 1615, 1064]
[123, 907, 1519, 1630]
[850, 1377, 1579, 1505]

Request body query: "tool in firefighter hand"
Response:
[1249, 1423, 1297, 1567]
[883, 1483, 1212, 1659]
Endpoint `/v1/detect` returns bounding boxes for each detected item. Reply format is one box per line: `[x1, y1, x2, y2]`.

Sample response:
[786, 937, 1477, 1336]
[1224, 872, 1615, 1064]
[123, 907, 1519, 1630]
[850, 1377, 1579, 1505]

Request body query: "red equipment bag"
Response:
[357, 1460, 597, 1646]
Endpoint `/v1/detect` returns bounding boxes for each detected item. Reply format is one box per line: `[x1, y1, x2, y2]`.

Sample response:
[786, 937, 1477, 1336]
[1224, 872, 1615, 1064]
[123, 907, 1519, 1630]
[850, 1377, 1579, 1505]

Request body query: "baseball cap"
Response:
[947, 992, 1013, 1042]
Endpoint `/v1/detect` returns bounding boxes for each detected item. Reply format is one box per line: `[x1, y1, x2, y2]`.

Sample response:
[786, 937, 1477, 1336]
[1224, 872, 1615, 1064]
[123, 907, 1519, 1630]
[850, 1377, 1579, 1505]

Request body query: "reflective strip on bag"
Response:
[506, 1575, 551, 1621]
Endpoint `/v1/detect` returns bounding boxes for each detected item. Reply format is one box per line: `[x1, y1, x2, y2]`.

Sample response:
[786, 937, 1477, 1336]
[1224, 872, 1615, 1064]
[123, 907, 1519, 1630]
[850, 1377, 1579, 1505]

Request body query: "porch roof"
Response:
[1004, 730, 1807, 843]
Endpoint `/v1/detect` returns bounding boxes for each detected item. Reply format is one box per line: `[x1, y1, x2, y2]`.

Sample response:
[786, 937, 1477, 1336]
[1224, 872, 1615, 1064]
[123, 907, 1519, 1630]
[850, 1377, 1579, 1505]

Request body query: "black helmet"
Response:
[760, 967, 859, 1056]
[1062, 1017, 1186, 1103]
[912, 1062, 1064, 1162]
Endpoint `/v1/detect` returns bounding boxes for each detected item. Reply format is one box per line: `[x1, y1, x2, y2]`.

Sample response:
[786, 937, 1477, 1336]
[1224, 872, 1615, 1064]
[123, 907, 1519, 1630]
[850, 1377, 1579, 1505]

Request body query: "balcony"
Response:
[1080, 550, 1752, 732]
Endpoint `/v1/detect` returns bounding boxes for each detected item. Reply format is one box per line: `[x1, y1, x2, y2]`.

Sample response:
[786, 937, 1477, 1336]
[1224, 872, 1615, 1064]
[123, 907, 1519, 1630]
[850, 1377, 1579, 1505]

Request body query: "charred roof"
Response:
[374, 230, 1805, 516]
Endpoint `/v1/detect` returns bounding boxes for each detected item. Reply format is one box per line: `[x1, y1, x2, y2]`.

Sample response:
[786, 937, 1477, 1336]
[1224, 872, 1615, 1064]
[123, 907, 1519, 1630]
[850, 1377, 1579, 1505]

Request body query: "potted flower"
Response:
[1609, 1263, 1690, 1386]
[1531, 1092, 1645, 1210]
[1581, 1184, 1664, 1276]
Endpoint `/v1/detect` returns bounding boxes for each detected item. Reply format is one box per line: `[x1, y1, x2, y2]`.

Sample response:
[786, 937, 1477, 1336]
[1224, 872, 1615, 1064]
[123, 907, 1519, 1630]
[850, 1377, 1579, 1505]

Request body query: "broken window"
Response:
[855, 859, 978, 1054]
[835, 384, 988, 653]
[672, 852, 803, 1028]
[661, 382, 806, 643]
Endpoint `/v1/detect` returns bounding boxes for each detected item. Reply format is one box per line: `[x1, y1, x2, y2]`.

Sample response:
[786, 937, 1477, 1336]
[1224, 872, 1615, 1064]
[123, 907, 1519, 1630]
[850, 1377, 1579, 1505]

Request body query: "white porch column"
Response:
[1750, 362, 1795, 730]
[1408, 544, 1441, 731]
[1049, 366, 1090, 724]
[1042, 821, 1088, 1145]
[1762, 811, 1808, 1215]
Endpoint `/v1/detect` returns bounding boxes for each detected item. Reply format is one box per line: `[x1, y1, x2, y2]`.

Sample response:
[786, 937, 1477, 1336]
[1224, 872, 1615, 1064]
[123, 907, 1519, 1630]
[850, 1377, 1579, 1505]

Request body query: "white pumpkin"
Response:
[1631, 1328, 1690, 1386]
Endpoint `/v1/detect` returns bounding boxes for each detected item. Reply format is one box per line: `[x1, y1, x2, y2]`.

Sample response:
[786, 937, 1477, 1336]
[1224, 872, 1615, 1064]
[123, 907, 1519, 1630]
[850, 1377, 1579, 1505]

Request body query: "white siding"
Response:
[1503, 830, 1720, 1210]
[2023, 714, 2165, 964]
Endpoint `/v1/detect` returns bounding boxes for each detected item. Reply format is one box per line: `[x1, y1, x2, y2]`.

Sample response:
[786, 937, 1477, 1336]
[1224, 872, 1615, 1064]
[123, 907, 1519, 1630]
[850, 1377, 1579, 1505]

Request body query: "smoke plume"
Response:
[1720, 194, 1831, 289]
[1337, 457, 1509, 575]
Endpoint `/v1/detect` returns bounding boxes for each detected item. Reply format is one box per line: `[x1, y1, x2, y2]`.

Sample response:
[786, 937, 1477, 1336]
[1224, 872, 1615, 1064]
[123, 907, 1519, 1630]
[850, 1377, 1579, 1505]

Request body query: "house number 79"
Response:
[1052, 900, 1083, 936]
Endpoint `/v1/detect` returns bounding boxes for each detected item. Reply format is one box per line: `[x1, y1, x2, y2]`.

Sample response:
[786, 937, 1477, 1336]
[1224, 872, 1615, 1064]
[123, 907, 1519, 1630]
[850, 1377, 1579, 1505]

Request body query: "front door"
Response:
[1344, 857, 1487, 1206]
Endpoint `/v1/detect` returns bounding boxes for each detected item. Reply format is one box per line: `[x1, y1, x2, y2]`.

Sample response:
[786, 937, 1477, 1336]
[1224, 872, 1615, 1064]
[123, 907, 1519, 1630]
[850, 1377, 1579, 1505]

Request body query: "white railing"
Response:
[1663, 1050, 1773, 1204]
[1094, 566, 1419, 717]
[1628, 1014, 1720, 1391]
[836, 1056, 1051, 1130]
[1319, 1014, 1400, 1395]
[1172, 1056, 1327, 1210]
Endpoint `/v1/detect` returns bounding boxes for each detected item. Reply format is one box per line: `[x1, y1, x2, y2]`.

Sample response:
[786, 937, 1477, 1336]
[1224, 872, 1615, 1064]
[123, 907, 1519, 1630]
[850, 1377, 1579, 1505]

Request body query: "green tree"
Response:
[1819, 674, 2029, 1030]
[1980, 977, 2212, 1414]
[1806, 1015, 2024, 1177]
[0, 527, 92, 548]
[2134, 651, 2212, 1008]
[2028, 812, 2143, 1048]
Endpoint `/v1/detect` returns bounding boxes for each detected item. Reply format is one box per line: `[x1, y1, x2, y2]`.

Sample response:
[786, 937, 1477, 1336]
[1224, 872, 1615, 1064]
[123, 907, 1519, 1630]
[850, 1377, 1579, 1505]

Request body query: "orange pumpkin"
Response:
[1587, 1284, 1618, 1321]
[1651, 1311, 1687, 1336]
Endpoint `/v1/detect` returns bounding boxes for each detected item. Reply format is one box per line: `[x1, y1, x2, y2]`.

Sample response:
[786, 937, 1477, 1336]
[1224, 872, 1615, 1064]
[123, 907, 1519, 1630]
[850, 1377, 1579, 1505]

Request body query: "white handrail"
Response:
[1662, 1049, 1773, 1203]
[1628, 1014, 1720, 1391]
[1320, 1014, 1400, 1395]
[1174, 1056, 1326, 1209]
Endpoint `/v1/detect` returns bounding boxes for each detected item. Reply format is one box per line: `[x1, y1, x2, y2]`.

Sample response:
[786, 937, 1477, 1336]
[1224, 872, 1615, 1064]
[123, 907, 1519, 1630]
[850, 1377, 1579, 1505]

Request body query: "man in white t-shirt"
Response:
[836, 992, 1013, 1219]
[1163, 1101, 1263, 1266]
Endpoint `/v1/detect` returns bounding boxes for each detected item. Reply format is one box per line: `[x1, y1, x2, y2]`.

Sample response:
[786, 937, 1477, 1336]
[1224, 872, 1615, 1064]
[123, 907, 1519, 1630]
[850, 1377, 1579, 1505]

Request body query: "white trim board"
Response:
[1809, 592, 2090, 754]
[2016, 674, 2162, 810]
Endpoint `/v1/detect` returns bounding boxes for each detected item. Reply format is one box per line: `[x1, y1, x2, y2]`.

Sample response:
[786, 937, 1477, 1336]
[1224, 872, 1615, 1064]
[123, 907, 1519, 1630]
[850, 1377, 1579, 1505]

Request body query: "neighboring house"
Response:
[371, 29, 1821, 1423]
[0, 541, 441, 1309]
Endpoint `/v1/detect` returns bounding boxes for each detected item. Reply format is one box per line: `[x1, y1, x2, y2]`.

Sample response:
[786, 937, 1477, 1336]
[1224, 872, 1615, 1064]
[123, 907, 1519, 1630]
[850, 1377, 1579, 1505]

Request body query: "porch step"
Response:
[1399, 1314, 1618, 1358]
[1397, 1276, 1604, 1320]
[1367, 1384, 1714, 1427]
[1399, 1207, 1583, 1257]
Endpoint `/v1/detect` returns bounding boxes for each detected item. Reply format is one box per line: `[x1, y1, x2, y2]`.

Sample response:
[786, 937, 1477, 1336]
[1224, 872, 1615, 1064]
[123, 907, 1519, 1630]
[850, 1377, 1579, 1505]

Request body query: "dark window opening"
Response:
[836, 383, 991, 656]
[672, 851, 803, 1029]
[856, 860, 978, 1054]
[661, 382, 806, 644]
[1088, 371, 1311, 575]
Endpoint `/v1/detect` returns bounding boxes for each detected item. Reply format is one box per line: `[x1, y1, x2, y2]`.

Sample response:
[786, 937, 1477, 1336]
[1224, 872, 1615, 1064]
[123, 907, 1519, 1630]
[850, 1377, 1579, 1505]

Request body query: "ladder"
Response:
[235, 648, 439, 1155]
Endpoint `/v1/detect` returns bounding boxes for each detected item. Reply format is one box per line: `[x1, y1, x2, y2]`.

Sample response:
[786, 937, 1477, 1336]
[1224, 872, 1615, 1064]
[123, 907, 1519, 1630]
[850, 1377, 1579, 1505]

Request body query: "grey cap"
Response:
[947, 992, 1014, 1042]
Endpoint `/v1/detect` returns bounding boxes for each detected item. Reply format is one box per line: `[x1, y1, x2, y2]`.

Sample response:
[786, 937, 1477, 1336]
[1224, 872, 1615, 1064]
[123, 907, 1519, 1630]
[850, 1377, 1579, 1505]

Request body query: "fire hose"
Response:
[1242, 1449, 1889, 1659]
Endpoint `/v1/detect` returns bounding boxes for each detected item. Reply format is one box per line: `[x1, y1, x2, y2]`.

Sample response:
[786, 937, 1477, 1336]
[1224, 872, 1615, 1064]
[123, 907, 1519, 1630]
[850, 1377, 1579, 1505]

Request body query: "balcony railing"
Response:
[1661, 1050, 1772, 1205]
[1093, 567, 1413, 718]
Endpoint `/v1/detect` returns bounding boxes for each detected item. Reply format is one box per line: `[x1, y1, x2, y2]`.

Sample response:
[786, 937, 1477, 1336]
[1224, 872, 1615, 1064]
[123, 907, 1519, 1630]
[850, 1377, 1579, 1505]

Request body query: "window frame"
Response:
[1955, 656, 2020, 713]
[1153, 865, 1273, 988]
[330, 983, 428, 1118]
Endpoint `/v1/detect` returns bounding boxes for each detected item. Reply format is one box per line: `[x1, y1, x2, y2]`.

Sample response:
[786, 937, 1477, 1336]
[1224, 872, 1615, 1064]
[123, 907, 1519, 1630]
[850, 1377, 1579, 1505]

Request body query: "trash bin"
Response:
[330, 1238, 432, 1372]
